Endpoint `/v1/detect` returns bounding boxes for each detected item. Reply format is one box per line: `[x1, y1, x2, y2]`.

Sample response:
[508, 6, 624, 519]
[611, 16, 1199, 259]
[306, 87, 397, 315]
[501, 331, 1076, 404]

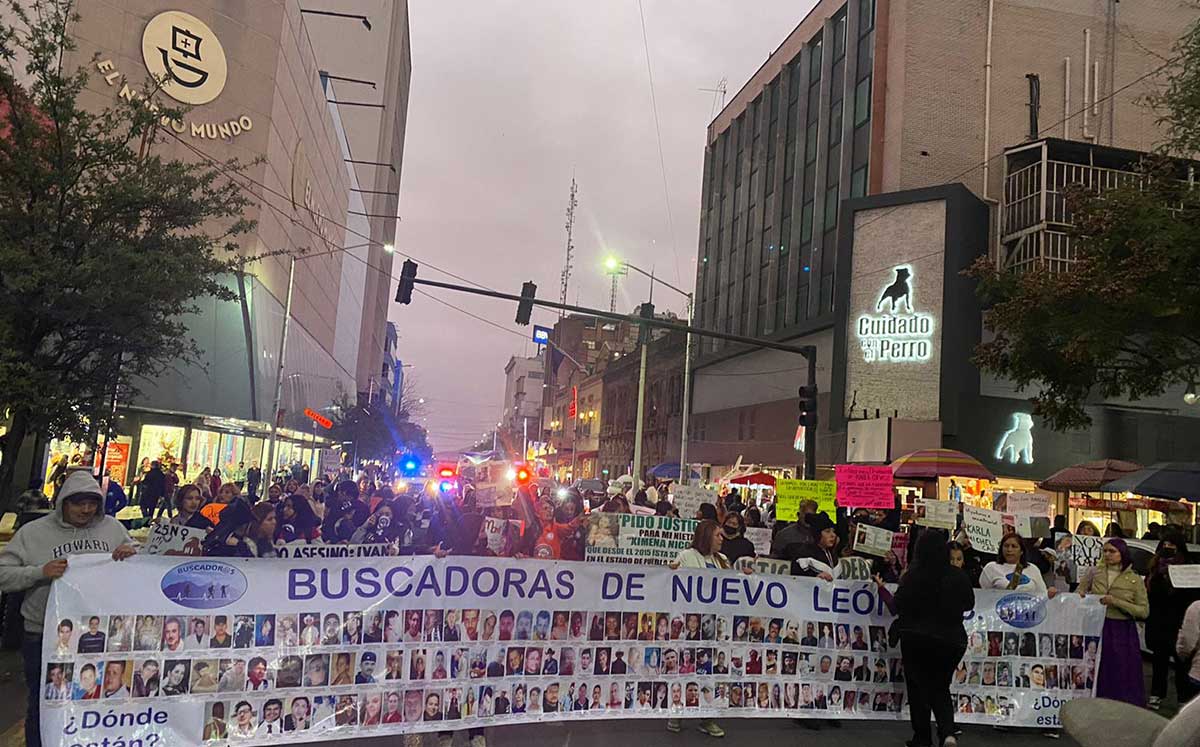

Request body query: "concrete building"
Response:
[501, 353, 544, 458]
[16, 0, 410, 487]
[380, 321, 403, 416]
[600, 331, 687, 482]
[547, 368, 605, 481]
[689, 0, 1192, 477]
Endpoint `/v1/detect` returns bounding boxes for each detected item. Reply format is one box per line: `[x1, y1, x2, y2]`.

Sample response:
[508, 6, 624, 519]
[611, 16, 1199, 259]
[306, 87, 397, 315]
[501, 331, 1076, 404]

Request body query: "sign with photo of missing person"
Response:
[41, 555, 1105, 745]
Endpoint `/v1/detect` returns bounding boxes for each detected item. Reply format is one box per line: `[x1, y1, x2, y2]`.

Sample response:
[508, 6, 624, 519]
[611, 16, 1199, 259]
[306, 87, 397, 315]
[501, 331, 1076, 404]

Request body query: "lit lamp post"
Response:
[265, 241, 393, 476]
[604, 257, 695, 487]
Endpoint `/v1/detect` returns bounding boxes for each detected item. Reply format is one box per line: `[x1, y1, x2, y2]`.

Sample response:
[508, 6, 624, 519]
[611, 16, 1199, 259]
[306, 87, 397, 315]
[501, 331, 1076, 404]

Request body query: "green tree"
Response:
[0, 0, 252, 499]
[969, 19, 1200, 431]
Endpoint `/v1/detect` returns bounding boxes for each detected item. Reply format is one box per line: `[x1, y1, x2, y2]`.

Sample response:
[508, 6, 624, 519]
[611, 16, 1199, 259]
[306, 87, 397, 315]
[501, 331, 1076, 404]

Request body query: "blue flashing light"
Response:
[439, 480, 454, 493]
[803, 265, 811, 272]
[405, 460, 417, 471]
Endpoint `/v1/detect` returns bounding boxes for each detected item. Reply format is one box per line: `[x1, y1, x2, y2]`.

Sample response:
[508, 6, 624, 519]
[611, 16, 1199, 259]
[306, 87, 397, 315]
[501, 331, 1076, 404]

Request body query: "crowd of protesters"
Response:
[5, 462, 1200, 747]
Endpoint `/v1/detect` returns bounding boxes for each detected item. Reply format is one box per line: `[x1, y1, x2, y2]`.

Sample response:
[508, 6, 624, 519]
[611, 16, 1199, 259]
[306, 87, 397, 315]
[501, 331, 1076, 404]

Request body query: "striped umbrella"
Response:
[1039, 459, 1142, 492]
[891, 448, 996, 481]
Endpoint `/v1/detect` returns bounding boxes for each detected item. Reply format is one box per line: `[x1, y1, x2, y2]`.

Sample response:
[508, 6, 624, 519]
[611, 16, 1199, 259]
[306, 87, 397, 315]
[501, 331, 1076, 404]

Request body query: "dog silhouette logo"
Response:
[876, 267, 912, 313]
[995, 413, 1034, 465]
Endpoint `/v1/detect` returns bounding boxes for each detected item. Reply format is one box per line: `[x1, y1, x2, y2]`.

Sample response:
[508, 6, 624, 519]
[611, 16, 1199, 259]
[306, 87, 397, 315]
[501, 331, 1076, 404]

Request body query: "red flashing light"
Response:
[515, 466, 532, 485]
[437, 465, 457, 478]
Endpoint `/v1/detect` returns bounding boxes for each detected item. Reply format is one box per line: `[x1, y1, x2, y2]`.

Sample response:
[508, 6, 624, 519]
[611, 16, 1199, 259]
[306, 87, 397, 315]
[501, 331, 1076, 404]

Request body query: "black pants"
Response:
[902, 633, 964, 745]
[1150, 646, 1191, 700]
[23, 632, 41, 747]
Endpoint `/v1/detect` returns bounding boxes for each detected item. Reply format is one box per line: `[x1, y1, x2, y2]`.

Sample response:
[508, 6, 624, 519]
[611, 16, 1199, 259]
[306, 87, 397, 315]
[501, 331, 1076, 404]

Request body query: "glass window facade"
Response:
[696, 1, 873, 350]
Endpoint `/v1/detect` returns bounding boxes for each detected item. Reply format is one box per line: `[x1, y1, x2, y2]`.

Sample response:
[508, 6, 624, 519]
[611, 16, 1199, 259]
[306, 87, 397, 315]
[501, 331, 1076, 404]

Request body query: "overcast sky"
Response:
[391, 0, 816, 451]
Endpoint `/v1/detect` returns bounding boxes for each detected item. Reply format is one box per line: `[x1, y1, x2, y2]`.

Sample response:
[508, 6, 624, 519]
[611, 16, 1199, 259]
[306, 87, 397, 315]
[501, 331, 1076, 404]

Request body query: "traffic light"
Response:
[798, 385, 818, 427]
[516, 281, 537, 325]
[395, 259, 418, 304]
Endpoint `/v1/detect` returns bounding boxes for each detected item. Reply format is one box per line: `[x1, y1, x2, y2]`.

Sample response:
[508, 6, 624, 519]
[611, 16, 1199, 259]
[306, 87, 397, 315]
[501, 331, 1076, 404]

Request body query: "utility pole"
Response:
[678, 293, 694, 485]
[631, 303, 652, 488]
[265, 256, 297, 480]
[560, 179, 578, 316]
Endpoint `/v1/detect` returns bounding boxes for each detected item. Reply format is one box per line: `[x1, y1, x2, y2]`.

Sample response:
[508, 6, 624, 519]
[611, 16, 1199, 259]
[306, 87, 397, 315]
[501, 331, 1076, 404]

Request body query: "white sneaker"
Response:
[942, 737, 957, 747]
[1148, 696, 1162, 710]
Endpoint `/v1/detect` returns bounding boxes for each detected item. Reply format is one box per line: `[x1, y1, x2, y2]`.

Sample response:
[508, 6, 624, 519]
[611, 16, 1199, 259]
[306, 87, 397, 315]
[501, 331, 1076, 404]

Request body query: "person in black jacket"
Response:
[893, 530, 975, 747]
[140, 461, 166, 518]
[784, 512, 839, 579]
[1145, 531, 1200, 709]
[720, 513, 757, 563]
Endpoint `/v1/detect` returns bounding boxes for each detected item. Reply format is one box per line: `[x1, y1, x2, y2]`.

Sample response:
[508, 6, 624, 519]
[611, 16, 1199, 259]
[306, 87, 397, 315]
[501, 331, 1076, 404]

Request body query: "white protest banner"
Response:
[143, 523, 205, 557]
[1003, 492, 1051, 518]
[915, 499, 958, 530]
[1169, 564, 1200, 588]
[745, 528, 772, 557]
[318, 449, 342, 478]
[42, 554, 1106, 745]
[671, 485, 717, 519]
[964, 505, 1005, 555]
[735, 556, 793, 575]
[276, 543, 397, 559]
[851, 524, 895, 558]
[585, 513, 698, 565]
[482, 517, 524, 556]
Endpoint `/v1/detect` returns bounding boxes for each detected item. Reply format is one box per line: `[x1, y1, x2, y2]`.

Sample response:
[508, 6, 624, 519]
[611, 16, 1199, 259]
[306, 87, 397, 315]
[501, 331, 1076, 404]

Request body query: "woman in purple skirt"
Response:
[1078, 538, 1149, 706]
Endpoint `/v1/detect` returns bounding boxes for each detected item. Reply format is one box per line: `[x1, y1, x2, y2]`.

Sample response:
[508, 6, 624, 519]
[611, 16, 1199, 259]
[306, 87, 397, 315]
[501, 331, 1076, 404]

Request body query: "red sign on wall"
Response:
[303, 408, 333, 429]
[568, 386, 578, 419]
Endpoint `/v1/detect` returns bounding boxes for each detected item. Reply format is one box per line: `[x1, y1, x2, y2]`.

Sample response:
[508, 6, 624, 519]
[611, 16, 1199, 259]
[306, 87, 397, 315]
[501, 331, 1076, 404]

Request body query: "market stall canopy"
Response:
[728, 472, 776, 487]
[647, 462, 700, 480]
[1100, 462, 1200, 502]
[890, 448, 996, 481]
[1039, 459, 1142, 492]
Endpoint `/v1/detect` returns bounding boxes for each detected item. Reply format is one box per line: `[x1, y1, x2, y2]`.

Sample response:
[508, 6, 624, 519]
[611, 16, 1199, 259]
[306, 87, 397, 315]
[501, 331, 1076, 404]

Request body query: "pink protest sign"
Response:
[835, 464, 896, 508]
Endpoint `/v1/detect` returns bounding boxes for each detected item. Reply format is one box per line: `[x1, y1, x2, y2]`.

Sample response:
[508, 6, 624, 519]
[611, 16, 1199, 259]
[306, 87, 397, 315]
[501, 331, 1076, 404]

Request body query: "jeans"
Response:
[902, 633, 965, 745]
[23, 632, 41, 747]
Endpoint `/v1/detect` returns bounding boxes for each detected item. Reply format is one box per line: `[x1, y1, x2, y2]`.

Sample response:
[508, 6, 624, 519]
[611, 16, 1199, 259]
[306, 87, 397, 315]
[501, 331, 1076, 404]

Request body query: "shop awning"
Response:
[1039, 459, 1142, 492]
[890, 448, 995, 481]
[728, 472, 775, 487]
[1100, 462, 1200, 502]
[648, 462, 701, 480]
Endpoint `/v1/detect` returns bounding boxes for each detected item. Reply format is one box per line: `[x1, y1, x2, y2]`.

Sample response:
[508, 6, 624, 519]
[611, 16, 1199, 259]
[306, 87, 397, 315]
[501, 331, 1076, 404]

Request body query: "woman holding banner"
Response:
[980, 534, 1058, 597]
[1078, 538, 1148, 707]
[170, 484, 215, 532]
[894, 530, 975, 747]
[666, 519, 749, 737]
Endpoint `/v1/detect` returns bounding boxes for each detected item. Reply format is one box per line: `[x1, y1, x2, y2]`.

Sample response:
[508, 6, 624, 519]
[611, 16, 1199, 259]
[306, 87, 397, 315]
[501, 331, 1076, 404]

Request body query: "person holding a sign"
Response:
[0, 470, 137, 747]
[980, 534, 1057, 596]
[1078, 538, 1148, 707]
[666, 519, 749, 738]
[784, 512, 839, 580]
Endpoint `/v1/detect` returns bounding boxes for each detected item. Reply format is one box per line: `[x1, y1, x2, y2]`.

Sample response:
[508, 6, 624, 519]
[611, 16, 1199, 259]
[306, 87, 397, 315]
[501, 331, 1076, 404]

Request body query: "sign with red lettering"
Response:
[303, 407, 333, 429]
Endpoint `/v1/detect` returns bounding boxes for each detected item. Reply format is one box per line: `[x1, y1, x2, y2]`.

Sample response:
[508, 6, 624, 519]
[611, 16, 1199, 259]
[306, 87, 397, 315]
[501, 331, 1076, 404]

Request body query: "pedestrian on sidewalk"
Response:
[0, 471, 137, 747]
[894, 529, 975, 747]
[139, 460, 166, 518]
[1079, 537, 1149, 707]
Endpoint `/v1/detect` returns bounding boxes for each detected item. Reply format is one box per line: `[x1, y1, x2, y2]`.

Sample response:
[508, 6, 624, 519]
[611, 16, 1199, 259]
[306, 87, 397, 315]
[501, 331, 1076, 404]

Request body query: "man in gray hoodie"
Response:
[0, 468, 137, 747]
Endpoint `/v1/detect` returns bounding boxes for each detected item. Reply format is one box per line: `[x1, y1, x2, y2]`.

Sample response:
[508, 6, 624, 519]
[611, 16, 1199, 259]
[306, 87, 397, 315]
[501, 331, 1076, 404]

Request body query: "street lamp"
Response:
[1185, 382, 1198, 406]
[605, 257, 696, 486]
[384, 242, 395, 254]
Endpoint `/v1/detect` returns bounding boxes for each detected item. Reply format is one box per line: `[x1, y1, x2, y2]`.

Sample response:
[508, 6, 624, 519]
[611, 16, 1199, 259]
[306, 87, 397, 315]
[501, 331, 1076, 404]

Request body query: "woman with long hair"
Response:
[247, 503, 279, 558]
[201, 482, 239, 526]
[170, 484, 215, 532]
[1078, 537, 1148, 706]
[275, 493, 320, 544]
[351, 502, 402, 546]
[894, 530, 974, 747]
[664, 519, 746, 738]
[979, 533, 1057, 596]
[201, 499, 257, 557]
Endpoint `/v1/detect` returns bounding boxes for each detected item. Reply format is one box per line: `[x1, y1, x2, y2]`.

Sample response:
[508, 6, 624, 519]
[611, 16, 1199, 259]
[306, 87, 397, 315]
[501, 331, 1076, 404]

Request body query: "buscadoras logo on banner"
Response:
[856, 264, 935, 363]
